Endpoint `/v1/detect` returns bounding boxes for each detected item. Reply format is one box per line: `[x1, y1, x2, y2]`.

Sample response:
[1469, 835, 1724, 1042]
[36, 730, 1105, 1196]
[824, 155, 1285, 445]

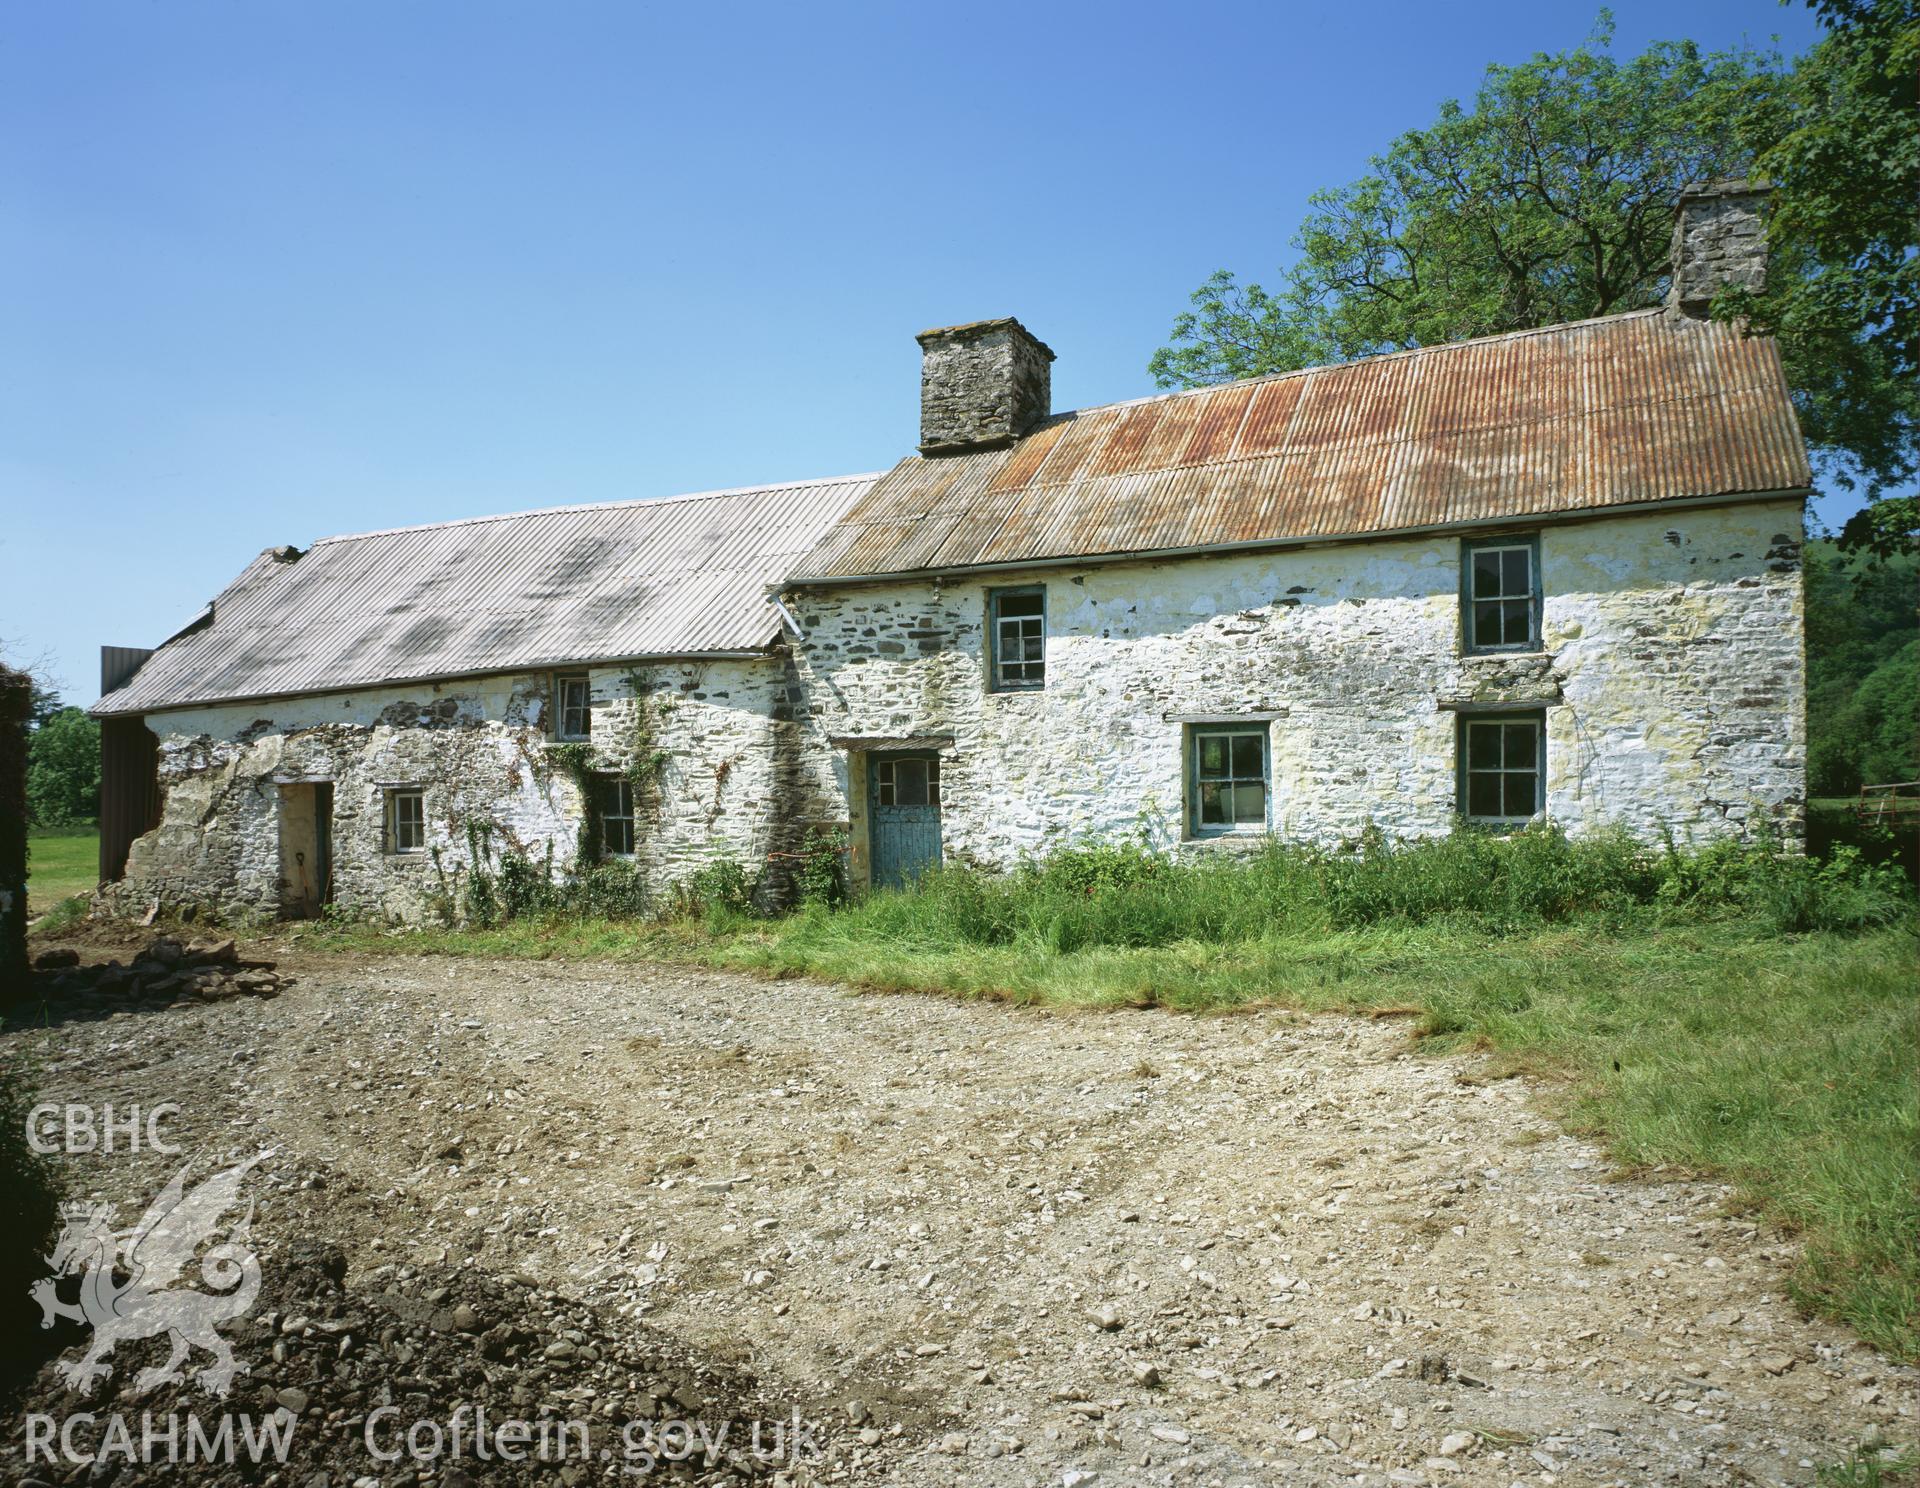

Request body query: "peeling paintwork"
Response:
[107, 500, 1803, 921]
[108, 663, 805, 923]
[786, 500, 1805, 870]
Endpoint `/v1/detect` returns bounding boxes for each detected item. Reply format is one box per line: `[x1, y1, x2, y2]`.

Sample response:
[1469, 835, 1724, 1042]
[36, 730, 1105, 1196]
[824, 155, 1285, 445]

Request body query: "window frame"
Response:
[552, 671, 592, 742]
[597, 774, 636, 857]
[384, 788, 427, 855]
[1460, 534, 1542, 655]
[1186, 724, 1272, 838]
[986, 585, 1047, 693]
[873, 753, 941, 809]
[1457, 711, 1547, 827]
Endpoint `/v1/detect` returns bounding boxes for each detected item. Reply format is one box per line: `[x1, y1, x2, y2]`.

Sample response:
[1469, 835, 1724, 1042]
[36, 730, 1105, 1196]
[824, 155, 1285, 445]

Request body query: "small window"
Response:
[553, 673, 591, 741]
[1459, 713, 1545, 824]
[385, 789, 426, 854]
[988, 587, 1046, 691]
[874, 755, 940, 808]
[1462, 536, 1540, 653]
[598, 776, 636, 856]
[1188, 726, 1269, 835]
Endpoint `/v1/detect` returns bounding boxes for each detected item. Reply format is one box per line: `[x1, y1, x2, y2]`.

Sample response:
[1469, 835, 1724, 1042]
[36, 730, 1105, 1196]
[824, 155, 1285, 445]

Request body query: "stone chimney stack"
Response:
[1667, 178, 1771, 319]
[916, 317, 1055, 455]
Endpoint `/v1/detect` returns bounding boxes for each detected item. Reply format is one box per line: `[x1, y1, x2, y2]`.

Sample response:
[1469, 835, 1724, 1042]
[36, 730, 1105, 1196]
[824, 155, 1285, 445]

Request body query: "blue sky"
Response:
[3, 0, 1833, 700]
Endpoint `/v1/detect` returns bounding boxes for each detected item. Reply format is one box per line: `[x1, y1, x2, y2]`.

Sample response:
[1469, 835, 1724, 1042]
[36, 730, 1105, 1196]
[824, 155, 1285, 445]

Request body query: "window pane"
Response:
[1503, 772, 1537, 818]
[1199, 735, 1227, 777]
[895, 760, 928, 807]
[1232, 781, 1266, 824]
[998, 591, 1044, 618]
[1503, 723, 1536, 770]
[1198, 781, 1226, 824]
[1022, 629, 1044, 662]
[1467, 773, 1502, 818]
[1230, 734, 1263, 777]
[1467, 723, 1501, 770]
[1500, 598, 1531, 646]
[876, 761, 895, 806]
[1472, 550, 1502, 597]
[1473, 601, 1502, 647]
[1501, 548, 1530, 596]
[558, 677, 590, 737]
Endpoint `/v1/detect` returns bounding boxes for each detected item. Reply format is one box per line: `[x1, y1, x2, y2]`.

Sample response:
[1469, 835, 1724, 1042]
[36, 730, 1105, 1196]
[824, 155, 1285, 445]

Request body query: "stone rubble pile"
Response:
[25, 935, 294, 1010]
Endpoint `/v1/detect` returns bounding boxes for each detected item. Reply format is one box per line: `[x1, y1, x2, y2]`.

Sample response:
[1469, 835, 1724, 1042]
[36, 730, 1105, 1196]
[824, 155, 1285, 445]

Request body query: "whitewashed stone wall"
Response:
[112, 659, 794, 923]
[784, 500, 1806, 877]
[109, 498, 1805, 921]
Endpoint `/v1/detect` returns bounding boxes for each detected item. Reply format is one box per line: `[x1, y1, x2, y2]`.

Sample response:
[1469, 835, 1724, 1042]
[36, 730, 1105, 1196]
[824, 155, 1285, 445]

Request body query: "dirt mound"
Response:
[12, 1230, 845, 1485]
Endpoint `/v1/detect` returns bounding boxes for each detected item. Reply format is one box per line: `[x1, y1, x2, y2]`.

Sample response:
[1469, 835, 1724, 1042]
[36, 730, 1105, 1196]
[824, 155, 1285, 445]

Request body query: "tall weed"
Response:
[823, 822, 1912, 952]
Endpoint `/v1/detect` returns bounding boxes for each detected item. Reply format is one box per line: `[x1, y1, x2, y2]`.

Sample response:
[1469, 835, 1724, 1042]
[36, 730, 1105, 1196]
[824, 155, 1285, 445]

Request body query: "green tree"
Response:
[1804, 541, 1920, 795]
[1720, 0, 1920, 555]
[1149, 19, 1789, 387]
[1150, 10, 1919, 553]
[1846, 640, 1918, 788]
[26, 705, 100, 828]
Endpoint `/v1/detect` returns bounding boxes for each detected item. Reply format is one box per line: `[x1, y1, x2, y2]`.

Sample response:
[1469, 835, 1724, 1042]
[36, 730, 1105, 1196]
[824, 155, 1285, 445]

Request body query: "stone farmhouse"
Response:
[93, 182, 1809, 921]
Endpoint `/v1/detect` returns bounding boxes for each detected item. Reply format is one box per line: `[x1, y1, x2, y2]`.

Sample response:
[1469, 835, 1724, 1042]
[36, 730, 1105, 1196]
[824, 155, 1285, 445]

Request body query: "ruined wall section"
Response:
[112, 659, 792, 924]
[784, 500, 1806, 866]
[590, 659, 793, 898]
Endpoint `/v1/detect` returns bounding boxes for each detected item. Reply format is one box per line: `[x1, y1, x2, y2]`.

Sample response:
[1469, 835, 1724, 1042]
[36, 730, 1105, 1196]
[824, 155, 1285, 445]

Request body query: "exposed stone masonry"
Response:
[1667, 178, 1770, 319]
[785, 502, 1806, 872]
[106, 499, 1805, 922]
[917, 317, 1055, 454]
[108, 662, 802, 924]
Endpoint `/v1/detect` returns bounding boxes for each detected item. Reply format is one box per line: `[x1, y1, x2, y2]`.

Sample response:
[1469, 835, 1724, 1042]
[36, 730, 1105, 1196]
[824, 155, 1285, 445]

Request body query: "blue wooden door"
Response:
[869, 753, 943, 890]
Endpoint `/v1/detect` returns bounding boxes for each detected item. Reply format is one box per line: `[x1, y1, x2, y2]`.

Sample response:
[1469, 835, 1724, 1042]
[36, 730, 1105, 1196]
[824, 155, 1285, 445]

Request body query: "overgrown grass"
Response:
[26, 829, 98, 916]
[302, 826, 1918, 1359]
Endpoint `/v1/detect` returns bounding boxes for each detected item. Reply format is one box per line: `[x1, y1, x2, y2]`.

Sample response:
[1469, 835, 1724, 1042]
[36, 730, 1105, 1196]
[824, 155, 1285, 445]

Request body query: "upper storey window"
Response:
[553, 673, 591, 741]
[988, 587, 1046, 691]
[1461, 536, 1541, 653]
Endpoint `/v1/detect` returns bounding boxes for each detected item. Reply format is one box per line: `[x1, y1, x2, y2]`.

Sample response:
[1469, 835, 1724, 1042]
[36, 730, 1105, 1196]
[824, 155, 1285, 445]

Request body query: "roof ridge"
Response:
[310, 472, 886, 547]
[1038, 308, 1671, 426]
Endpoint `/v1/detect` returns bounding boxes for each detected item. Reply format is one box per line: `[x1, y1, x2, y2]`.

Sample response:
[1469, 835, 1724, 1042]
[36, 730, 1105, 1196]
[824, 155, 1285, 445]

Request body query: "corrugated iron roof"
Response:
[96, 475, 879, 716]
[785, 310, 1810, 584]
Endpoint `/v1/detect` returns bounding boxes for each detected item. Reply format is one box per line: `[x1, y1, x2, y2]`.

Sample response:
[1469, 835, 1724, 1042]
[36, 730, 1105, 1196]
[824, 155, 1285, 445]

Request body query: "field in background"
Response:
[26, 830, 97, 915]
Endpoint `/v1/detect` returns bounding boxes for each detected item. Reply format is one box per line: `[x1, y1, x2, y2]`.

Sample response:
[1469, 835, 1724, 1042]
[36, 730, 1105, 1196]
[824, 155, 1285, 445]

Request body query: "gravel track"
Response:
[6, 946, 1912, 1486]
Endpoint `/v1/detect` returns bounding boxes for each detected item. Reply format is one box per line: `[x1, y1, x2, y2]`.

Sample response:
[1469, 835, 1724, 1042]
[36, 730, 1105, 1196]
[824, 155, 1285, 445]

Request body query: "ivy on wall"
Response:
[543, 668, 675, 866]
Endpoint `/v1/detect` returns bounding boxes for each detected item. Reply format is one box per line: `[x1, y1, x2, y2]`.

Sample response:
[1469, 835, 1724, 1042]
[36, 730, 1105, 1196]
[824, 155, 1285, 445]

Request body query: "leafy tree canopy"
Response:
[1804, 540, 1919, 795]
[1149, 17, 1789, 383]
[26, 705, 100, 829]
[1151, 7, 1919, 554]
[1722, 0, 1920, 552]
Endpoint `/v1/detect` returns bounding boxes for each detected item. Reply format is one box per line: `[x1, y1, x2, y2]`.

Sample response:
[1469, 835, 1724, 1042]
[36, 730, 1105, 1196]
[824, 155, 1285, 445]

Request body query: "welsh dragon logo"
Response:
[32, 1152, 266, 1397]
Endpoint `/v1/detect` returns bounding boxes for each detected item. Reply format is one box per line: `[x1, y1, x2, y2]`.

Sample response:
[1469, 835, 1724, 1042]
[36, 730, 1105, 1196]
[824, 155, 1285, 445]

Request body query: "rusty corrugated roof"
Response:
[95, 475, 879, 716]
[785, 310, 1810, 584]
